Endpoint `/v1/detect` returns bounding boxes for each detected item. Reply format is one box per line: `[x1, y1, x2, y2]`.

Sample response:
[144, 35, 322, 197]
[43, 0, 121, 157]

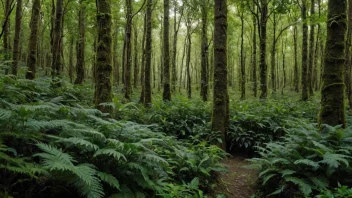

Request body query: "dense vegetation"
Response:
[0, 0, 352, 197]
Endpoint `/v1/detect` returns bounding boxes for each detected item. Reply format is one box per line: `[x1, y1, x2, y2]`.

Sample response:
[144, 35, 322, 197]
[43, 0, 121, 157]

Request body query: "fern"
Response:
[93, 148, 127, 161]
[96, 171, 120, 190]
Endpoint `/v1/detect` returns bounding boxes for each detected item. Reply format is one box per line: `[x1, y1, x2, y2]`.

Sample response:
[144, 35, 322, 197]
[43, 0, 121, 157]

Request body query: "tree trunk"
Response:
[200, 0, 209, 101]
[74, 0, 86, 85]
[301, 0, 309, 101]
[186, 22, 192, 99]
[25, 0, 41, 80]
[3, 0, 12, 67]
[319, 0, 347, 128]
[95, 0, 113, 114]
[133, 25, 139, 89]
[345, 0, 352, 111]
[271, 12, 276, 93]
[139, 13, 147, 103]
[308, 0, 315, 95]
[69, 37, 74, 83]
[124, 0, 133, 101]
[163, 0, 171, 101]
[240, 8, 245, 100]
[293, 26, 299, 92]
[252, 4, 257, 97]
[51, 0, 64, 79]
[212, 0, 229, 150]
[12, 0, 22, 76]
[259, 0, 268, 99]
[144, 0, 152, 106]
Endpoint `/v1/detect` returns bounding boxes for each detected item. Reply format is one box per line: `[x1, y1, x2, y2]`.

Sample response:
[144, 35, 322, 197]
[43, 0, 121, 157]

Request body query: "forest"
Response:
[0, 0, 351, 197]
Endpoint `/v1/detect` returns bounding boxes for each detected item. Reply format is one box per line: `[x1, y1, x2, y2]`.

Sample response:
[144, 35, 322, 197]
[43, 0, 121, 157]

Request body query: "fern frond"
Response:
[0, 108, 11, 120]
[56, 137, 99, 151]
[96, 171, 120, 190]
[284, 176, 312, 196]
[294, 159, 320, 169]
[93, 148, 127, 161]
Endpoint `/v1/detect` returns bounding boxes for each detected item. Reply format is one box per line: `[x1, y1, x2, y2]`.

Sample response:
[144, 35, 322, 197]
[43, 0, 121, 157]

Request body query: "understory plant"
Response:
[248, 123, 352, 197]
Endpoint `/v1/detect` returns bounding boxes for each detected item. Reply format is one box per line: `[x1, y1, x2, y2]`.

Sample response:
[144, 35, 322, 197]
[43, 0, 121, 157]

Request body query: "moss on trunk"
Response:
[95, 0, 113, 114]
[319, 0, 347, 128]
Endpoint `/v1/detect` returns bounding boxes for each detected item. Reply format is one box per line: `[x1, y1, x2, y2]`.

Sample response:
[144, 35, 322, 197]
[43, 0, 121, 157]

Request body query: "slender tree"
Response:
[52, 0, 64, 78]
[144, 0, 152, 106]
[163, 0, 171, 101]
[301, 0, 309, 101]
[95, 0, 113, 113]
[12, 0, 22, 76]
[308, 0, 315, 95]
[212, 0, 229, 150]
[200, 0, 209, 101]
[345, 0, 352, 111]
[74, 0, 86, 84]
[319, 0, 347, 127]
[25, 0, 41, 80]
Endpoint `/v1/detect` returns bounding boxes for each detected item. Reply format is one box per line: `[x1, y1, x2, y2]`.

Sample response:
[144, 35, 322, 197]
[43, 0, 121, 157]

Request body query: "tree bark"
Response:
[95, 0, 113, 114]
[252, 4, 257, 97]
[163, 0, 171, 101]
[144, 0, 152, 106]
[212, 0, 229, 150]
[259, 0, 268, 99]
[12, 0, 22, 76]
[293, 26, 299, 92]
[74, 0, 86, 85]
[51, 0, 64, 79]
[319, 0, 347, 128]
[308, 0, 315, 95]
[133, 25, 139, 89]
[124, 0, 133, 101]
[25, 0, 41, 80]
[200, 0, 209, 101]
[301, 0, 309, 101]
[345, 0, 352, 111]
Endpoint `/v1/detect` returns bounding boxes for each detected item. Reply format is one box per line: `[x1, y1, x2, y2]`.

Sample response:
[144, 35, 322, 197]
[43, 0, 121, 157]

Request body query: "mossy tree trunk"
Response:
[2, 0, 13, 68]
[12, 0, 22, 76]
[259, 0, 268, 99]
[252, 4, 258, 98]
[345, 0, 352, 111]
[293, 26, 299, 92]
[308, 0, 315, 95]
[271, 12, 277, 93]
[25, 0, 41, 80]
[95, 0, 113, 114]
[51, 0, 64, 79]
[124, 0, 133, 101]
[319, 0, 347, 128]
[162, 0, 171, 101]
[240, 6, 246, 100]
[301, 0, 309, 101]
[133, 25, 139, 89]
[200, 0, 209, 102]
[212, 0, 229, 150]
[68, 37, 74, 83]
[186, 18, 192, 99]
[144, 0, 152, 106]
[139, 13, 147, 103]
[74, 0, 86, 85]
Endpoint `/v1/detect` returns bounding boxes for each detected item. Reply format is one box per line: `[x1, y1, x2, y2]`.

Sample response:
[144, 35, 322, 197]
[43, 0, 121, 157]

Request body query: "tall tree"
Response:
[12, 0, 22, 76]
[251, 4, 258, 97]
[163, 0, 171, 101]
[212, 0, 229, 150]
[95, 0, 113, 113]
[259, 0, 268, 99]
[124, 0, 133, 101]
[74, 0, 86, 85]
[240, 3, 246, 100]
[51, 0, 64, 79]
[345, 0, 352, 111]
[200, 0, 209, 101]
[319, 0, 347, 127]
[308, 0, 315, 95]
[301, 0, 309, 101]
[144, 0, 152, 106]
[25, 0, 41, 79]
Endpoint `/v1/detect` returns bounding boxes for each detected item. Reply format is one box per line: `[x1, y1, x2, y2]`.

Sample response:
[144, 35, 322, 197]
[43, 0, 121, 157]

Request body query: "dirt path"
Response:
[215, 156, 258, 198]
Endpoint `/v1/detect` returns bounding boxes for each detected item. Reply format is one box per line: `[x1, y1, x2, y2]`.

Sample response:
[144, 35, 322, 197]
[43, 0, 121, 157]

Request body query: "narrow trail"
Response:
[216, 156, 258, 198]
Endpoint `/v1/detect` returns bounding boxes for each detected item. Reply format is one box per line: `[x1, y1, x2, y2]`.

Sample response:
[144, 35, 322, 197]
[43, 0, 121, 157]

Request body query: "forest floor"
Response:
[216, 156, 258, 198]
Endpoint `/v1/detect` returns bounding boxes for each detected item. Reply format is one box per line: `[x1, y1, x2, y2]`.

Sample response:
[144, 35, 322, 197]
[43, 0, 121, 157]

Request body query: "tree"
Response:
[144, 0, 152, 106]
[200, 0, 209, 102]
[52, 0, 64, 79]
[74, 0, 86, 85]
[345, 0, 352, 111]
[301, 0, 309, 101]
[319, 0, 347, 127]
[25, 0, 41, 80]
[123, 0, 133, 101]
[308, 0, 315, 95]
[12, 0, 22, 76]
[162, 0, 171, 101]
[95, 0, 113, 113]
[212, 0, 229, 150]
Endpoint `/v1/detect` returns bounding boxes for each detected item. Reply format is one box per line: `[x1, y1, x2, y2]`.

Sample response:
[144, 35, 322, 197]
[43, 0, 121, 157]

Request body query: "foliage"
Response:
[316, 185, 352, 198]
[227, 99, 318, 153]
[0, 76, 225, 198]
[248, 123, 352, 197]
